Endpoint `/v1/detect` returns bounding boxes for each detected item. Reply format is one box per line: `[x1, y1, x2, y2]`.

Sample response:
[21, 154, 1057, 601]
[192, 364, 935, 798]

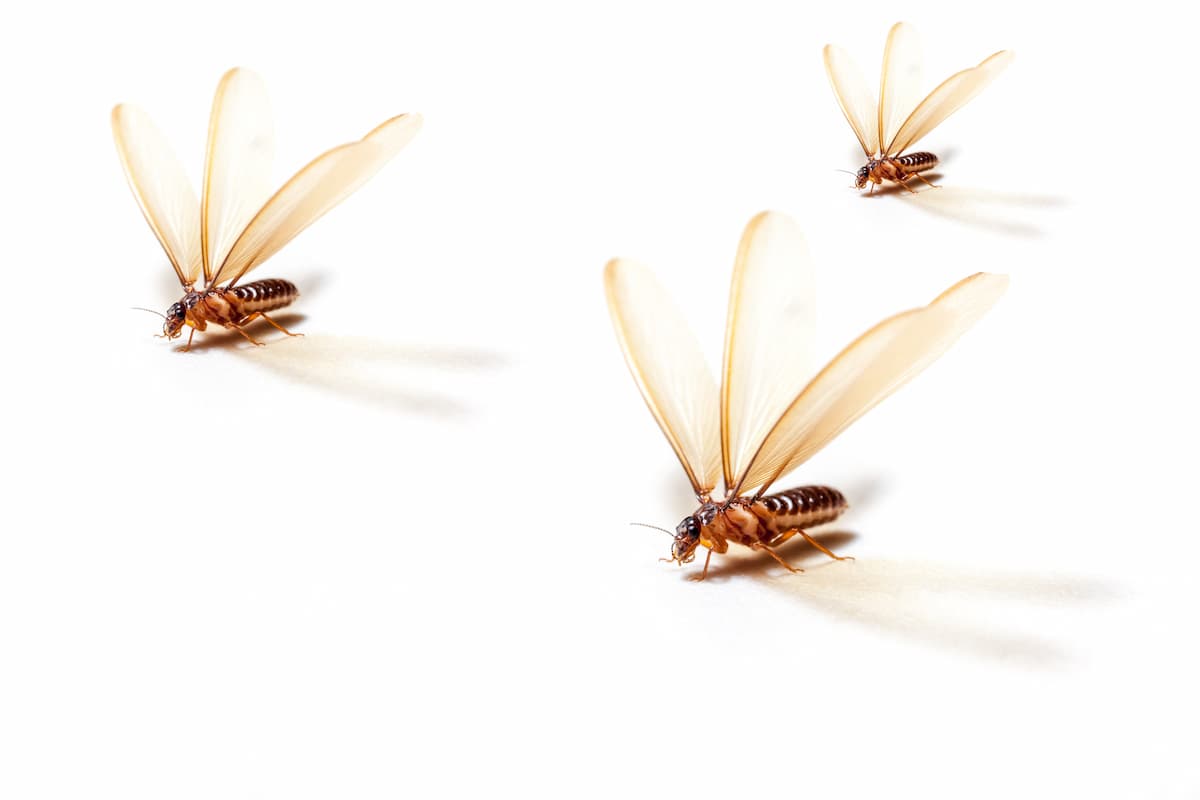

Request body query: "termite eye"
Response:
[676, 517, 699, 539]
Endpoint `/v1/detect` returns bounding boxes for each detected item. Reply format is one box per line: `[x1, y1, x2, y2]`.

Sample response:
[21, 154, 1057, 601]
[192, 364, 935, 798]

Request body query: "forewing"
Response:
[604, 259, 721, 497]
[878, 22, 923, 156]
[731, 273, 1008, 496]
[721, 212, 816, 494]
[886, 50, 1013, 156]
[202, 68, 275, 286]
[823, 44, 879, 158]
[211, 113, 422, 287]
[111, 104, 202, 287]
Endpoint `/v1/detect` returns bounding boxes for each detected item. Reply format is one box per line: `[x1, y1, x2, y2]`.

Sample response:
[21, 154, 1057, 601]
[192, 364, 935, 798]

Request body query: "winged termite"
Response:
[113, 68, 421, 350]
[824, 22, 1012, 193]
[604, 212, 1007, 579]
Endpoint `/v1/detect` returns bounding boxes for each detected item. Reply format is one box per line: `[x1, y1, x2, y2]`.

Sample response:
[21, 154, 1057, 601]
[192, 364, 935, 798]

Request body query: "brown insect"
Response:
[113, 68, 421, 349]
[605, 212, 1007, 579]
[823, 22, 1012, 193]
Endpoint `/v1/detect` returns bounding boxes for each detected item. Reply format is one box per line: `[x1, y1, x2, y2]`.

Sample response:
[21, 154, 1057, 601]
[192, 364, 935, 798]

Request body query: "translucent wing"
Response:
[721, 212, 816, 494]
[878, 22, 923, 156]
[201, 68, 274, 287]
[111, 104, 202, 287]
[730, 273, 1008, 497]
[211, 113, 422, 287]
[823, 44, 879, 158]
[886, 50, 1013, 156]
[604, 259, 721, 498]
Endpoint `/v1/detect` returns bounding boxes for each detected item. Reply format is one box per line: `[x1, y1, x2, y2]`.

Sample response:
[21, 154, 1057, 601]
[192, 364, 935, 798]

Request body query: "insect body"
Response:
[856, 152, 939, 191]
[824, 22, 1012, 193]
[113, 68, 421, 349]
[671, 487, 849, 570]
[605, 212, 1007, 578]
[165, 279, 300, 344]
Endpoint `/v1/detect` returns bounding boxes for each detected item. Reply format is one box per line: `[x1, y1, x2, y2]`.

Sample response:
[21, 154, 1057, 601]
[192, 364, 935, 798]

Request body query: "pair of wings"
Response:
[823, 22, 1012, 159]
[112, 68, 422, 291]
[605, 212, 1007, 500]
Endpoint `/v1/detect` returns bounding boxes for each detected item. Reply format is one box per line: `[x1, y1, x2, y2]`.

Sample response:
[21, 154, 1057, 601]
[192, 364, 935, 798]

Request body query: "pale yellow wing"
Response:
[201, 68, 275, 287]
[111, 104, 202, 287]
[730, 273, 1008, 497]
[823, 44, 879, 158]
[604, 258, 721, 498]
[878, 22, 923, 156]
[886, 50, 1013, 157]
[211, 113, 422, 287]
[721, 212, 816, 494]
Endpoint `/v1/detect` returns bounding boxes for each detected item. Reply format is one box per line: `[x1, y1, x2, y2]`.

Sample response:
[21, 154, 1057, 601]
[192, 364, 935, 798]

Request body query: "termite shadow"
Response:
[698, 532, 1116, 666]
[229, 332, 507, 417]
[900, 185, 1067, 237]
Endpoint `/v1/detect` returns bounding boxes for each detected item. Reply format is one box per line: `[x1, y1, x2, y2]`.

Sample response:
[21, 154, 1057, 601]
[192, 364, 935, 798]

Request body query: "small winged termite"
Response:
[113, 68, 421, 350]
[824, 22, 1012, 193]
[604, 212, 1007, 579]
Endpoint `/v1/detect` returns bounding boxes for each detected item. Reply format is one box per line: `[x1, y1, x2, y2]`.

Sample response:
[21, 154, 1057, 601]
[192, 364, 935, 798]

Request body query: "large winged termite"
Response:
[605, 212, 1007, 579]
[113, 68, 421, 349]
[824, 22, 1012, 193]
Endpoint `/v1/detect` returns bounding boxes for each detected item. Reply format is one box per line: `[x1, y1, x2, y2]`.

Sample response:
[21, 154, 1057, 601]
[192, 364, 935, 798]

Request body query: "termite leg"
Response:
[698, 549, 713, 581]
[911, 171, 940, 189]
[182, 328, 196, 352]
[751, 543, 803, 574]
[897, 175, 922, 194]
[770, 527, 854, 562]
[228, 322, 266, 346]
[795, 530, 854, 562]
[259, 312, 303, 337]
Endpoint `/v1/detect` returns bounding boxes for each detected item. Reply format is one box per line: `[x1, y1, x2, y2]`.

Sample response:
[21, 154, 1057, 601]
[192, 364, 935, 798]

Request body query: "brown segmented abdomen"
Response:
[757, 485, 848, 530]
[229, 279, 300, 314]
[895, 152, 939, 173]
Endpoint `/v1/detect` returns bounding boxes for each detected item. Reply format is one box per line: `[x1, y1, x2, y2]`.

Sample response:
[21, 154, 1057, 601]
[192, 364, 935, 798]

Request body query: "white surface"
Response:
[1, 1, 1196, 798]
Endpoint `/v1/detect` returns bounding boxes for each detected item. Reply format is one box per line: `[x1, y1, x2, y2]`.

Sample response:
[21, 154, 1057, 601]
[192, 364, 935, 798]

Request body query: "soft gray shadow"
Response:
[154, 265, 183, 298]
[937, 146, 961, 164]
[760, 556, 1115, 666]
[686, 523, 1115, 666]
[285, 270, 331, 299]
[659, 469, 703, 511]
[836, 476, 888, 511]
[234, 333, 506, 417]
[901, 186, 1068, 236]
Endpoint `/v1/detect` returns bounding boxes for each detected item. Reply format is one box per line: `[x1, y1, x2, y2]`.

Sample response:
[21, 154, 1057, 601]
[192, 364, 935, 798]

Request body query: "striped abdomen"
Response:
[758, 486, 847, 531]
[894, 152, 938, 173]
[229, 279, 299, 314]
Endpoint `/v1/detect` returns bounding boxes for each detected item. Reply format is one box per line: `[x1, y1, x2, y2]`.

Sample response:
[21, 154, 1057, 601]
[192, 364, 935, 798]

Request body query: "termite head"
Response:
[672, 516, 701, 563]
[163, 302, 187, 338]
[854, 164, 872, 189]
[672, 502, 719, 564]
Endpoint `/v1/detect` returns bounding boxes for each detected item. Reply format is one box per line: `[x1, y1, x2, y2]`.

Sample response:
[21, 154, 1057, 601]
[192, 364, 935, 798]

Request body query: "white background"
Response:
[1, 0, 1197, 797]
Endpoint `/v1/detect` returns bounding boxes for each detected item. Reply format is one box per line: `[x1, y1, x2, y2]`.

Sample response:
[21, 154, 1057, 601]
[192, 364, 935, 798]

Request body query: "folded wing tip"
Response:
[972, 271, 1011, 291]
[743, 210, 806, 246]
[221, 66, 263, 82]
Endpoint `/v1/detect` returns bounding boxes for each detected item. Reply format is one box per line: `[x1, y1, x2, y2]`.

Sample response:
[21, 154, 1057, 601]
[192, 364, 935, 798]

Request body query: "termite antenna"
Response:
[834, 169, 857, 175]
[131, 306, 167, 320]
[629, 522, 675, 537]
